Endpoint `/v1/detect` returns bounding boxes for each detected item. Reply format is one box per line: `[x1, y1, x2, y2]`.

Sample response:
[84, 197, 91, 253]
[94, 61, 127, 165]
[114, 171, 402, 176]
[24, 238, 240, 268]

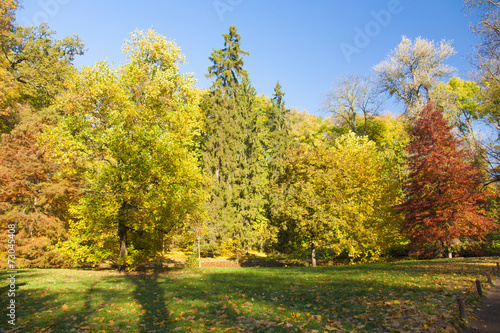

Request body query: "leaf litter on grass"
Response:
[1, 257, 497, 332]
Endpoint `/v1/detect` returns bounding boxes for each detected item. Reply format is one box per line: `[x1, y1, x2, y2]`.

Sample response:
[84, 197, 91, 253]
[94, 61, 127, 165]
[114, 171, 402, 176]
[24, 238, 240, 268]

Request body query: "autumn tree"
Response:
[398, 103, 496, 258]
[288, 110, 334, 147]
[0, 17, 84, 267]
[432, 77, 487, 170]
[322, 74, 381, 136]
[45, 29, 206, 268]
[0, 0, 18, 133]
[273, 132, 403, 265]
[374, 36, 455, 117]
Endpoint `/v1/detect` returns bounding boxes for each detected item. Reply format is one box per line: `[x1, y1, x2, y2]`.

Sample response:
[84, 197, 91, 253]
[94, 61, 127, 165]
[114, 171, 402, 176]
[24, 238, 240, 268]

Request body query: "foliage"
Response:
[273, 132, 404, 262]
[373, 36, 455, 117]
[398, 103, 497, 257]
[287, 109, 334, 146]
[0, 11, 84, 267]
[3, 258, 497, 332]
[432, 77, 487, 170]
[44, 29, 207, 267]
[432, 78, 482, 132]
[0, 107, 76, 267]
[202, 25, 269, 254]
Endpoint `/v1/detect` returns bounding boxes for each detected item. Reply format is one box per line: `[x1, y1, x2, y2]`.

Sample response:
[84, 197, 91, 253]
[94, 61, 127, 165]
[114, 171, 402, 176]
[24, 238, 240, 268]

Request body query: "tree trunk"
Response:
[311, 238, 317, 267]
[198, 236, 201, 268]
[118, 220, 127, 271]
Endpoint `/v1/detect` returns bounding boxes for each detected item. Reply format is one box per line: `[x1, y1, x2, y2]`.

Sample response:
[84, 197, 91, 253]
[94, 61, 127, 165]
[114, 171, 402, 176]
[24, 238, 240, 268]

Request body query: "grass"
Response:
[0, 257, 498, 332]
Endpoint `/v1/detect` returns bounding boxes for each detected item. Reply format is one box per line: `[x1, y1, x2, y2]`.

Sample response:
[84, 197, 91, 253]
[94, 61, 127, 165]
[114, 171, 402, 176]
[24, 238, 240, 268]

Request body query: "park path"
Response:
[462, 276, 500, 332]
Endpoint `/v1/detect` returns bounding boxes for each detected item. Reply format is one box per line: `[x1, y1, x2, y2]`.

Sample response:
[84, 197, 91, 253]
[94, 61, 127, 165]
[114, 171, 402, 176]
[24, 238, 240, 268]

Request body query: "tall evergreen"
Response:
[234, 77, 269, 252]
[203, 26, 267, 253]
[265, 82, 292, 252]
[268, 81, 291, 182]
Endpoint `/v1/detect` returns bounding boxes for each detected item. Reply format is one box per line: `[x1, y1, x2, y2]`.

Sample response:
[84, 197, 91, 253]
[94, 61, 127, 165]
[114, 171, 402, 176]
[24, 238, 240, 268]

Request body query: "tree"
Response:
[0, 11, 84, 267]
[0, 108, 77, 267]
[0, 0, 18, 131]
[202, 25, 269, 254]
[373, 36, 455, 116]
[45, 29, 206, 268]
[288, 109, 334, 147]
[398, 103, 496, 258]
[234, 76, 269, 254]
[465, 1, 500, 184]
[322, 74, 381, 136]
[465, 0, 500, 82]
[266, 81, 291, 181]
[273, 133, 404, 264]
[432, 77, 487, 170]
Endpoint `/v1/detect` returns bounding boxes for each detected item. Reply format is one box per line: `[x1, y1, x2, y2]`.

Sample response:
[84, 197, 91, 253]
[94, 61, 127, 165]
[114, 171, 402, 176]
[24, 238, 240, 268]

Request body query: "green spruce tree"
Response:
[268, 81, 291, 181]
[203, 26, 254, 254]
[234, 77, 269, 253]
[265, 82, 292, 252]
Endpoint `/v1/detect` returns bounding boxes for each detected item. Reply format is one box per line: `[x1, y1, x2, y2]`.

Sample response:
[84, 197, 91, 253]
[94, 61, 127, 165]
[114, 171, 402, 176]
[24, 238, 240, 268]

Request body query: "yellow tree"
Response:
[273, 132, 403, 264]
[45, 29, 207, 269]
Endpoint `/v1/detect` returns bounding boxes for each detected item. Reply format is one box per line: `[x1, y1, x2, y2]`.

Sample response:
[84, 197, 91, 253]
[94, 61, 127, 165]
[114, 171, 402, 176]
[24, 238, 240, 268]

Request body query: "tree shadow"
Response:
[123, 272, 174, 332]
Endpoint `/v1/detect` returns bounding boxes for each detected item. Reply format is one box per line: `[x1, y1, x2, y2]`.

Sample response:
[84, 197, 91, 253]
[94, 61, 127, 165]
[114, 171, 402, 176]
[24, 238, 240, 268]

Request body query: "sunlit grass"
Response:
[0, 257, 497, 332]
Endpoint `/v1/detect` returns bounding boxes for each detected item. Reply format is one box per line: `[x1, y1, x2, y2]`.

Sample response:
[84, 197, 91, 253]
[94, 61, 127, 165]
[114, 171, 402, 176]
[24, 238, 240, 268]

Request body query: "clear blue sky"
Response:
[16, 0, 479, 117]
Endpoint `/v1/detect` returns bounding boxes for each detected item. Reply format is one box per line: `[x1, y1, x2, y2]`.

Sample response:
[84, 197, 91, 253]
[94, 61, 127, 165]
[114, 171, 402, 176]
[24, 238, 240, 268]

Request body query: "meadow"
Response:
[1, 257, 497, 333]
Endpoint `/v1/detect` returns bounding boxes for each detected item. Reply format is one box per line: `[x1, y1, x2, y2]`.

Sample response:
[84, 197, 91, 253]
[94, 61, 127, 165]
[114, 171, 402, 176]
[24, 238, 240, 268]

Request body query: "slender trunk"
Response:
[351, 112, 357, 135]
[311, 237, 317, 267]
[363, 113, 367, 136]
[198, 236, 201, 268]
[162, 234, 165, 258]
[118, 220, 127, 271]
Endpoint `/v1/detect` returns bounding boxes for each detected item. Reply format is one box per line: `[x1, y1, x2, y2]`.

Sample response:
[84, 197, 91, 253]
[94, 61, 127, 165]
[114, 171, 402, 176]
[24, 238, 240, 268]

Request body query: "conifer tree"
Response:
[233, 77, 269, 252]
[399, 103, 496, 257]
[267, 81, 291, 182]
[203, 26, 268, 253]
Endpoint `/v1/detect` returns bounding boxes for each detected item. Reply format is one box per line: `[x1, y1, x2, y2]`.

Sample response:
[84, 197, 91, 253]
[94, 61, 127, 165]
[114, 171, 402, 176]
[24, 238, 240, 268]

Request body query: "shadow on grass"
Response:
[1, 259, 493, 332]
[124, 273, 173, 332]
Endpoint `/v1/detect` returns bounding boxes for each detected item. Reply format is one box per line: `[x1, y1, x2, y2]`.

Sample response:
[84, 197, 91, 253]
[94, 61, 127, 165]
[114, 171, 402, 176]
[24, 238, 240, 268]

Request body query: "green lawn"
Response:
[0, 257, 497, 332]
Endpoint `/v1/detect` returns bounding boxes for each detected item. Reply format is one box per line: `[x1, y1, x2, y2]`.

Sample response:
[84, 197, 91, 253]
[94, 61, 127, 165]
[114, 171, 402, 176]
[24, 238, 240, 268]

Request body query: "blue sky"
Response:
[16, 0, 480, 117]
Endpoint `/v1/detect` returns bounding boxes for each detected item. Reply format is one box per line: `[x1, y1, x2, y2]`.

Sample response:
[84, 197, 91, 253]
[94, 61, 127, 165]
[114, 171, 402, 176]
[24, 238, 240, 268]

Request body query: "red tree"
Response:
[0, 108, 77, 267]
[399, 103, 497, 258]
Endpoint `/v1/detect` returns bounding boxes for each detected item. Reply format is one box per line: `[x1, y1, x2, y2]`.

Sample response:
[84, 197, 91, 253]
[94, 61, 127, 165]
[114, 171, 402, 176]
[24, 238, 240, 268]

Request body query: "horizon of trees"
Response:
[1, 0, 500, 269]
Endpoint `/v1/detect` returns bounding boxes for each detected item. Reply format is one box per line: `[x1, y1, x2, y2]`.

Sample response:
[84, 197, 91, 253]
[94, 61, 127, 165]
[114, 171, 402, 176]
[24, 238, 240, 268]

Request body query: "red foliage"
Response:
[0, 109, 76, 267]
[398, 103, 497, 256]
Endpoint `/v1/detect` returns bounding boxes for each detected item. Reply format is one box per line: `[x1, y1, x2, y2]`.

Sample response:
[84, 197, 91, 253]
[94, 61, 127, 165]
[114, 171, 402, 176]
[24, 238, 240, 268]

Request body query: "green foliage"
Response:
[202, 26, 270, 254]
